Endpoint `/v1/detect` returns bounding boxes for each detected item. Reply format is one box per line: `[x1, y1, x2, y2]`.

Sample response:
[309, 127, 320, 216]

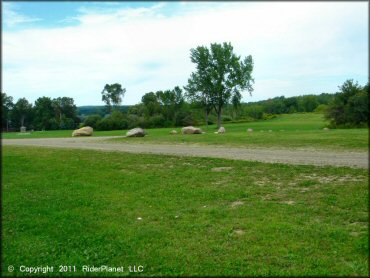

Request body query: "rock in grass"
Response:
[126, 127, 146, 137]
[323, 127, 330, 131]
[247, 128, 253, 132]
[181, 126, 203, 134]
[217, 126, 226, 134]
[170, 130, 178, 135]
[72, 126, 93, 137]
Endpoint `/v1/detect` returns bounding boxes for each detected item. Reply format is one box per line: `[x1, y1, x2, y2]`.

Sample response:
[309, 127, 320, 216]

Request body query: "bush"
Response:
[325, 80, 368, 128]
[83, 114, 102, 129]
[126, 114, 145, 129]
[314, 104, 328, 113]
[262, 113, 277, 120]
[95, 111, 128, 131]
[221, 115, 232, 122]
[175, 110, 196, 127]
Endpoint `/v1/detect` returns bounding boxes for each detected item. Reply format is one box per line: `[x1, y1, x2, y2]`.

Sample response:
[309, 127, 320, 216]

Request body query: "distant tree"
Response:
[186, 42, 254, 128]
[101, 83, 126, 114]
[301, 95, 319, 112]
[12, 98, 33, 128]
[141, 92, 161, 117]
[156, 86, 185, 123]
[1, 92, 14, 131]
[52, 97, 79, 129]
[33, 96, 55, 130]
[83, 114, 102, 129]
[325, 80, 368, 128]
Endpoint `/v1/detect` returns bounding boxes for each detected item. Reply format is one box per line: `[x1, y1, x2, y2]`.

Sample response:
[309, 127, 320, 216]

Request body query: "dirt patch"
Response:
[231, 200, 244, 207]
[233, 229, 245, 236]
[211, 167, 233, 172]
[280, 200, 295, 205]
[3, 137, 368, 168]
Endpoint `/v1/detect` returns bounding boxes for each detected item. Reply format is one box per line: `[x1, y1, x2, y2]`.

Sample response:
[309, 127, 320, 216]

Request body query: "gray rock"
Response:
[323, 127, 330, 131]
[217, 126, 226, 134]
[72, 126, 93, 137]
[126, 127, 146, 137]
[181, 126, 202, 134]
[247, 128, 253, 132]
[170, 130, 178, 135]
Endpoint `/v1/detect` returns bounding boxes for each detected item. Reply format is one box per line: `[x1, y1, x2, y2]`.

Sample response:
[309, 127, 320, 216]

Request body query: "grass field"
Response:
[2, 113, 368, 151]
[2, 146, 368, 276]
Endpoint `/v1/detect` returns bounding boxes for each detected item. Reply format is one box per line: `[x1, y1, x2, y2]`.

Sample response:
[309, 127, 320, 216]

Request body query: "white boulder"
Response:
[72, 126, 93, 137]
[181, 126, 203, 134]
[126, 127, 146, 137]
[217, 127, 226, 134]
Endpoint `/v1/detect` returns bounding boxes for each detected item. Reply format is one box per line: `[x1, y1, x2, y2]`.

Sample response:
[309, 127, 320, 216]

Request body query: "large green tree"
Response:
[101, 83, 126, 114]
[325, 80, 368, 128]
[12, 98, 33, 128]
[33, 96, 55, 130]
[52, 97, 79, 129]
[1, 92, 14, 130]
[185, 42, 254, 128]
[156, 86, 185, 123]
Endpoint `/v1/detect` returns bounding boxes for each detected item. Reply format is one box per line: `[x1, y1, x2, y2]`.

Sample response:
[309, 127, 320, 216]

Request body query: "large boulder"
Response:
[126, 127, 146, 137]
[181, 126, 203, 134]
[217, 127, 226, 134]
[72, 126, 93, 137]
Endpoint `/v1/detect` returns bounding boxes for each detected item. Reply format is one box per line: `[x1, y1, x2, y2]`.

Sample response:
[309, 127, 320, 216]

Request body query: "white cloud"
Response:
[2, 2, 41, 27]
[2, 2, 368, 105]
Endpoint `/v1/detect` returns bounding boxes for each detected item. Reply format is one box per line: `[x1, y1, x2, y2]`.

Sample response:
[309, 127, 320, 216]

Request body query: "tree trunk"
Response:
[205, 109, 208, 129]
[216, 108, 222, 128]
[21, 116, 25, 127]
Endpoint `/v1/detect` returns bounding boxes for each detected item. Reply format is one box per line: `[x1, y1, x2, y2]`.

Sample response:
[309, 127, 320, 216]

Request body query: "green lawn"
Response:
[2, 146, 368, 276]
[2, 113, 368, 151]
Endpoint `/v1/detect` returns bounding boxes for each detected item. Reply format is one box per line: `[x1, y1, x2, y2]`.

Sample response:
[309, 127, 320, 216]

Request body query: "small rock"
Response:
[217, 126, 226, 134]
[137, 217, 142, 220]
[247, 128, 253, 132]
[170, 130, 178, 135]
[323, 127, 330, 131]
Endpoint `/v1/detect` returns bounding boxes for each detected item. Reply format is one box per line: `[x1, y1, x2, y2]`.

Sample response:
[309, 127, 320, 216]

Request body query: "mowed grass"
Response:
[2, 113, 367, 151]
[109, 113, 368, 151]
[2, 146, 368, 276]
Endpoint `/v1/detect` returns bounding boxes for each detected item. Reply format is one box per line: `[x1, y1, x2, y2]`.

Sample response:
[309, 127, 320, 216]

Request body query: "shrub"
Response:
[95, 111, 128, 131]
[175, 110, 196, 126]
[83, 114, 102, 129]
[314, 104, 328, 113]
[221, 115, 233, 122]
[325, 80, 368, 128]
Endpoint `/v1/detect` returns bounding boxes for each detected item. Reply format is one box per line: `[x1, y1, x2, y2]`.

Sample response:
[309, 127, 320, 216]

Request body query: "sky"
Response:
[2, 1, 368, 106]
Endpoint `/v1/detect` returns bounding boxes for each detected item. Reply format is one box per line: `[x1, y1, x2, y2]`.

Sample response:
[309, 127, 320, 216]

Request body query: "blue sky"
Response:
[2, 1, 368, 106]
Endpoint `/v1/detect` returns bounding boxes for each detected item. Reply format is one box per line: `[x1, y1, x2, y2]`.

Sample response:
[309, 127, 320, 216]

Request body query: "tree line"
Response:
[2, 42, 368, 131]
[1, 95, 80, 131]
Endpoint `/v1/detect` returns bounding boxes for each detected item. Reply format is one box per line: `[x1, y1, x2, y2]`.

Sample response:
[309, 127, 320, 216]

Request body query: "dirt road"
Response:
[2, 136, 368, 168]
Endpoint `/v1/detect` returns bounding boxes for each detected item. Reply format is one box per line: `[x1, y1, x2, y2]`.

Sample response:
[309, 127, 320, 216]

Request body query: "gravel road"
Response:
[3, 136, 368, 169]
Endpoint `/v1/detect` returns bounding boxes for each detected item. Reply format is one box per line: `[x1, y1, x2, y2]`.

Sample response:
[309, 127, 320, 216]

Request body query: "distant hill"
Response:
[77, 105, 131, 116]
